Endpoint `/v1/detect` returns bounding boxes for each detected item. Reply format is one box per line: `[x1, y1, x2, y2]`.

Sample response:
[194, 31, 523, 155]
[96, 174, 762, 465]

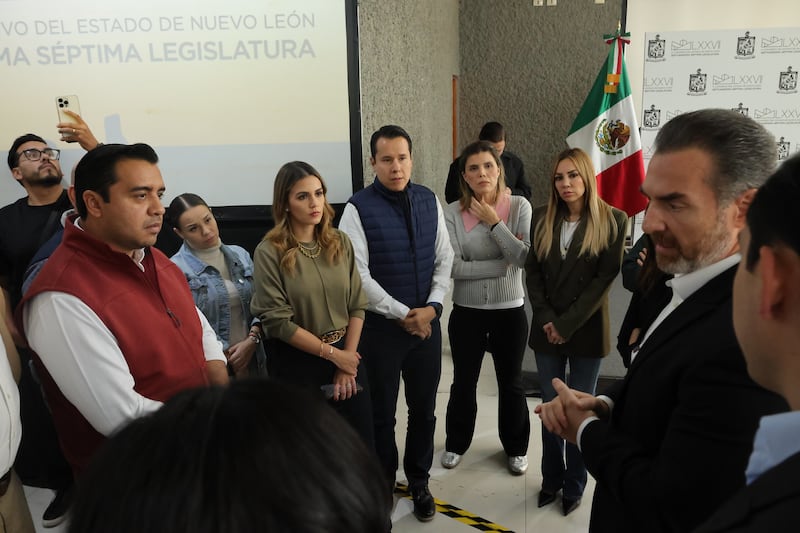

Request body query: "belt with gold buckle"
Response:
[320, 327, 346, 344]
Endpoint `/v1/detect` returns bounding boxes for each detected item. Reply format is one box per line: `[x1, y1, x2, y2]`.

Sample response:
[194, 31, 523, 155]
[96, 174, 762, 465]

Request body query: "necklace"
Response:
[560, 220, 580, 259]
[297, 240, 321, 259]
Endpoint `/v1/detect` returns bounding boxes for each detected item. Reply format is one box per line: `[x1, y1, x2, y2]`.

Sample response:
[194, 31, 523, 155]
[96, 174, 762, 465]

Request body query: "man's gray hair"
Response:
[654, 108, 776, 205]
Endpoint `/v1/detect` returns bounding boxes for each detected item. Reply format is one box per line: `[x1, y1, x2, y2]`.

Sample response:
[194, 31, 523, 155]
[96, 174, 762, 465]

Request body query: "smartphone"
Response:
[320, 383, 363, 400]
[55, 95, 81, 124]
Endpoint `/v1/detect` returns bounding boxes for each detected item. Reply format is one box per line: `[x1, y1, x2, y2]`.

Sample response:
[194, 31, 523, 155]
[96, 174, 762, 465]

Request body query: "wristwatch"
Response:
[427, 302, 443, 318]
[248, 331, 261, 344]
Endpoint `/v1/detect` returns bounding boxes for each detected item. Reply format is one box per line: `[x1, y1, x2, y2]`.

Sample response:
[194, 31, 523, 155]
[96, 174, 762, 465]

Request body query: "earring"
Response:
[285, 208, 289, 212]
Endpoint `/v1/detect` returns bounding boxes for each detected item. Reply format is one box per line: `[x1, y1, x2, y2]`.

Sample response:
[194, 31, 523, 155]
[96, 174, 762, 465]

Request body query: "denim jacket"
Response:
[171, 242, 266, 373]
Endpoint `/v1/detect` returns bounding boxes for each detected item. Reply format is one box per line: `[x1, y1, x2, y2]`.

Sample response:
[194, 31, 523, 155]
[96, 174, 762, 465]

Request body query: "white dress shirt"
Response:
[338, 195, 454, 320]
[23, 255, 226, 437]
[0, 342, 21, 475]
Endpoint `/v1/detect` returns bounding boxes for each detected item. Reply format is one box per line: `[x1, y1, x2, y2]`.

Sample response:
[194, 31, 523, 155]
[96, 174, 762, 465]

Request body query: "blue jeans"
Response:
[535, 352, 602, 500]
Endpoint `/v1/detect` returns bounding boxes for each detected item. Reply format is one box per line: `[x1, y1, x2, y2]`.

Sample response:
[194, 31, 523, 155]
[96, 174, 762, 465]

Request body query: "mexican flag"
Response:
[566, 31, 647, 217]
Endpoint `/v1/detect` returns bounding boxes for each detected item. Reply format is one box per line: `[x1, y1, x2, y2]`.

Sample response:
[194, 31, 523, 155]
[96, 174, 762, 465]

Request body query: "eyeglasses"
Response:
[18, 148, 61, 162]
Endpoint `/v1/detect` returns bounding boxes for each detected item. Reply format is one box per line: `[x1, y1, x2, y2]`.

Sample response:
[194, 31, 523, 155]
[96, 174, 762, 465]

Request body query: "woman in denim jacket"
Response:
[167, 193, 266, 378]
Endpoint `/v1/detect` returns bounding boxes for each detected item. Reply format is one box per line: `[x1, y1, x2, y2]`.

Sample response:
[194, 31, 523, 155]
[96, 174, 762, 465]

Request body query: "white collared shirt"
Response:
[23, 226, 226, 437]
[0, 342, 21, 475]
[631, 253, 741, 363]
[339, 195, 454, 320]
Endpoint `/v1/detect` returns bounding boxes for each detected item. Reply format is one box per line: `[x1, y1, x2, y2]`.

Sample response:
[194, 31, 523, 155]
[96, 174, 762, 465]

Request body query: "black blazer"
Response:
[580, 266, 788, 533]
[694, 451, 800, 532]
[526, 205, 628, 357]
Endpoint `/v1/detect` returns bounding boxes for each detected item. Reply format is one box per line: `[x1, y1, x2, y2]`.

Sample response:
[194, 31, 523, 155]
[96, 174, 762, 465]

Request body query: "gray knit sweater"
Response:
[445, 196, 532, 307]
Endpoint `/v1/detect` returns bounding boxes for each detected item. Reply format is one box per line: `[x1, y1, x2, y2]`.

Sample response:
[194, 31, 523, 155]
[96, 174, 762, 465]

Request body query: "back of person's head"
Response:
[166, 193, 210, 230]
[369, 124, 413, 158]
[478, 121, 505, 143]
[73, 143, 159, 218]
[8, 133, 46, 170]
[68, 379, 391, 533]
[653, 108, 776, 206]
[745, 153, 800, 271]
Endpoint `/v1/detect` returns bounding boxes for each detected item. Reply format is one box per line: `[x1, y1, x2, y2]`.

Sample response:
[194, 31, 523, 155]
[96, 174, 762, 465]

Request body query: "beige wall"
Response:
[357, 0, 460, 197]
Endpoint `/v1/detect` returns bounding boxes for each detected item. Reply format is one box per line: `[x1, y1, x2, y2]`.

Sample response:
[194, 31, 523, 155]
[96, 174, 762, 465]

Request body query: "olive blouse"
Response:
[250, 230, 367, 343]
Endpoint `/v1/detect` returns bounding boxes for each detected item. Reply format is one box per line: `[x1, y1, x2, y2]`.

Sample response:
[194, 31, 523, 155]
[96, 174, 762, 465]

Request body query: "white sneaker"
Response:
[508, 455, 528, 475]
[441, 451, 462, 469]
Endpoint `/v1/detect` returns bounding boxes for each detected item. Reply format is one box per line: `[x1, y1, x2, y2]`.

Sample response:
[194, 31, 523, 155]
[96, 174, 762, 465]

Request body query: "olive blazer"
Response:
[525, 205, 628, 357]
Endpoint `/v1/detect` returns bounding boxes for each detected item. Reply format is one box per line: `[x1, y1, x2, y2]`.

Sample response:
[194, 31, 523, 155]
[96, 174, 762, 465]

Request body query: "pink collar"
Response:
[461, 190, 511, 232]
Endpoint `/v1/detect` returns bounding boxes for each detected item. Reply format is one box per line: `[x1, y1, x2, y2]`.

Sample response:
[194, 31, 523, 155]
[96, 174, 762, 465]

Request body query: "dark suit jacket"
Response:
[526, 205, 628, 357]
[581, 266, 788, 533]
[445, 150, 530, 203]
[694, 451, 800, 532]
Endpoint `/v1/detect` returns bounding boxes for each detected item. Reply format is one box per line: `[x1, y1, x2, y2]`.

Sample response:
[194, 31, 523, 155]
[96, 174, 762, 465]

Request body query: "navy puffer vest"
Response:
[348, 179, 438, 309]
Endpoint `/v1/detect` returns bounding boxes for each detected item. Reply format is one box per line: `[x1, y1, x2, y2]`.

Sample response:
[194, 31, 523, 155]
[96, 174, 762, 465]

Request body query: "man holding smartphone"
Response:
[0, 114, 100, 528]
[1, 133, 74, 528]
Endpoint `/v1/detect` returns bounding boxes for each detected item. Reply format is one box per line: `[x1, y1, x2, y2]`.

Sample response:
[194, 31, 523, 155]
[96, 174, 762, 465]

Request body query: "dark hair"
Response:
[369, 125, 412, 158]
[68, 379, 392, 533]
[73, 143, 159, 218]
[457, 140, 505, 210]
[635, 233, 665, 293]
[653, 109, 776, 205]
[166, 193, 210, 230]
[478, 122, 505, 144]
[8, 133, 46, 169]
[745, 153, 800, 271]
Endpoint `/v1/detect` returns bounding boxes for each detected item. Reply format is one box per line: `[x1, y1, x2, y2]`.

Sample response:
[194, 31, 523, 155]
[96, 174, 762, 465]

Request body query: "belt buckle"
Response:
[320, 328, 345, 344]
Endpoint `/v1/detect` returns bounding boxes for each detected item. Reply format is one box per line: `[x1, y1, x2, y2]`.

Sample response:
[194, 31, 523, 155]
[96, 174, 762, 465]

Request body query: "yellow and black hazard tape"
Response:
[394, 483, 515, 532]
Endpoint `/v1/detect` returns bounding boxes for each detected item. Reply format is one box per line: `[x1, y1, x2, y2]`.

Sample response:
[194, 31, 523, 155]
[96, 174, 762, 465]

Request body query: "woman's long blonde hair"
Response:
[533, 147, 618, 261]
[265, 161, 342, 275]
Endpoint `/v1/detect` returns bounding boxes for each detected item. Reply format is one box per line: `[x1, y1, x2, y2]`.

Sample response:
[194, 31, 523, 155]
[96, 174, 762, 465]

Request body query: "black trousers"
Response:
[359, 313, 442, 490]
[269, 338, 375, 451]
[445, 305, 530, 456]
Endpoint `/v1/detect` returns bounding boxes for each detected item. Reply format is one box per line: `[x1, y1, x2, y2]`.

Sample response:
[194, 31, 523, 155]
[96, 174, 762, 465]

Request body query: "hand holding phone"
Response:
[56, 95, 81, 126]
[55, 95, 100, 150]
[320, 383, 363, 400]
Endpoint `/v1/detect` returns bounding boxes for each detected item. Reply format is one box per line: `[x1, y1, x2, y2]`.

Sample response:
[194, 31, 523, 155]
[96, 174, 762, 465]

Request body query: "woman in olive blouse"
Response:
[250, 161, 373, 447]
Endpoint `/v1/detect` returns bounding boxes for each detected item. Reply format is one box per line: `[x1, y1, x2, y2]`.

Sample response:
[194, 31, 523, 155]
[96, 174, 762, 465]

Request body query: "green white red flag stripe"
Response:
[566, 31, 647, 216]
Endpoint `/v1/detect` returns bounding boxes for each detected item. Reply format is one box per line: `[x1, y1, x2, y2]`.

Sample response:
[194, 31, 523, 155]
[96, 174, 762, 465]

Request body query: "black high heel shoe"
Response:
[562, 497, 581, 516]
[537, 489, 558, 508]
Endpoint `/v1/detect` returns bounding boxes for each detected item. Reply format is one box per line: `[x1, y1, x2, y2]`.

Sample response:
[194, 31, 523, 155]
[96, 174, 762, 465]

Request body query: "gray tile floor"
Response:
[387, 353, 595, 532]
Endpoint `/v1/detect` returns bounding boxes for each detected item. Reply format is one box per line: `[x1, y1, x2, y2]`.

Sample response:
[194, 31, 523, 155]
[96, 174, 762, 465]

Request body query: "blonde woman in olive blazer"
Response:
[525, 147, 627, 517]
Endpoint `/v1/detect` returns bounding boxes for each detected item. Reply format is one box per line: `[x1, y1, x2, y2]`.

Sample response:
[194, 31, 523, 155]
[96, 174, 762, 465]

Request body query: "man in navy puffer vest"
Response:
[339, 125, 453, 523]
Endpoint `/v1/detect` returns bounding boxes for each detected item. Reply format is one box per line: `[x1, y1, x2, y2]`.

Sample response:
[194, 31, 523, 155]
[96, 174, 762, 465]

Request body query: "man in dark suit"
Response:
[444, 122, 530, 203]
[535, 109, 788, 532]
[695, 153, 800, 532]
